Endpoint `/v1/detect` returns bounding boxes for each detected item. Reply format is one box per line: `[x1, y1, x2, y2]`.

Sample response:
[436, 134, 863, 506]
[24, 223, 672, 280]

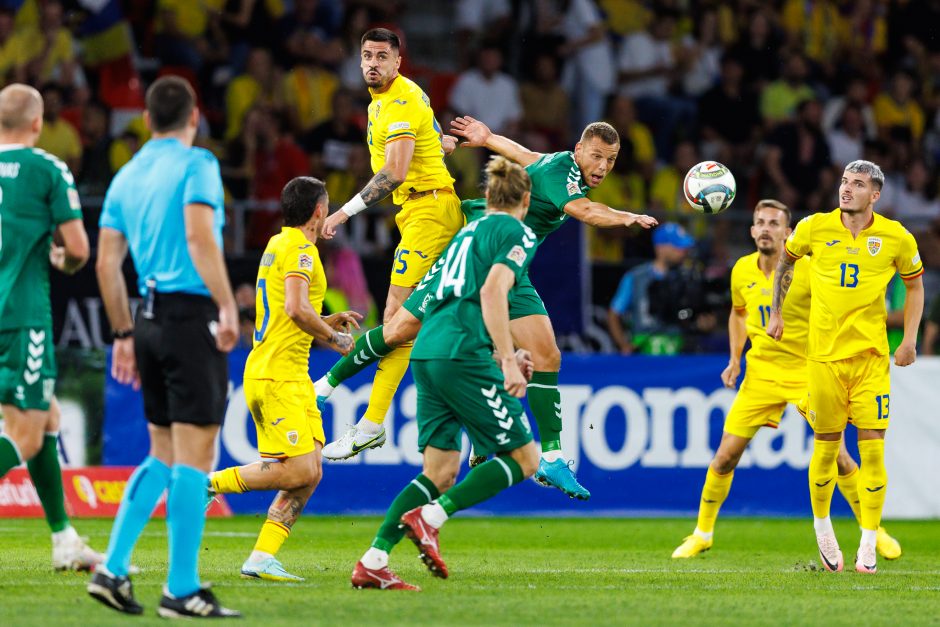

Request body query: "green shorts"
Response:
[403, 272, 548, 322]
[412, 359, 534, 457]
[0, 327, 56, 411]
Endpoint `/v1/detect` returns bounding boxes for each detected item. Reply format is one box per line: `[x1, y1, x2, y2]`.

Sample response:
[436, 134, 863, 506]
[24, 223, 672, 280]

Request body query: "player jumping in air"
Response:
[318, 28, 464, 459]
[315, 118, 656, 500]
[208, 177, 361, 582]
[769, 160, 923, 574]
[671, 199, 901, 560]
[352, 157, 540, 590]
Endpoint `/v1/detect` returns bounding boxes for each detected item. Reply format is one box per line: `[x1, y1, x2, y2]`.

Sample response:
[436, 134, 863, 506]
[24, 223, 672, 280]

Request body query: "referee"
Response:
[88, 76, 240, 619]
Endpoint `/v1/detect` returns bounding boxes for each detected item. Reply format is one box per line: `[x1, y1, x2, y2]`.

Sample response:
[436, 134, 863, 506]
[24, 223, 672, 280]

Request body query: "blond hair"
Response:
[0, 84, 42, 131]
[485, 155, 530, 210]
[754, 198, 791, 225]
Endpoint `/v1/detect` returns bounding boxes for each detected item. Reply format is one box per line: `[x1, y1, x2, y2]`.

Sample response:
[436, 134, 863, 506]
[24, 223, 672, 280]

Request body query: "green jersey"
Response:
[461, 151, 588, 245]
[412, 212, 536, 361]
[0, 146, 82, 330]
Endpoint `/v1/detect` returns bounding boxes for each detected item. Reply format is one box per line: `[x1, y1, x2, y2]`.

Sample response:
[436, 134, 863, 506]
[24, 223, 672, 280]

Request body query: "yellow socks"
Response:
[858, 439, 887, 530]
[362, 341, 413, 425]
[254, 520, 290, 556]
[696, 467, 734, 535]
[808, 439, 841, 519]
[210, 466, 248, 494]
[836, 466, 863, 523]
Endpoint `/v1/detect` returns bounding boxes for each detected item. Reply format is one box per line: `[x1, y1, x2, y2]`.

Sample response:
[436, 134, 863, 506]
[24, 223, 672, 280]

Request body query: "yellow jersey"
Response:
[367, 74, 455, 206]
[731, 252, 811, 380]
[244, 227, 327, 381]
[785, 208, 923, 361]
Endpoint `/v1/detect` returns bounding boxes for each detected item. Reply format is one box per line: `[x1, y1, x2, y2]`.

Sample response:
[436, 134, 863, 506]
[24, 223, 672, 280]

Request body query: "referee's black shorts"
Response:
[135, 292, 228, 427]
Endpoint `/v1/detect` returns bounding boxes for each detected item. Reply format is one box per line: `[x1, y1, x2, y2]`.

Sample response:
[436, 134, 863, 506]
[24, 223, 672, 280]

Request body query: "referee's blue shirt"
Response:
[100, 137, 225, 297]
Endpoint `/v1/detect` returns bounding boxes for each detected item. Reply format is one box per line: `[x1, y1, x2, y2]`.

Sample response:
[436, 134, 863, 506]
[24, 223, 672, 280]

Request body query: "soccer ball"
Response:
[683, 161, 736, 214]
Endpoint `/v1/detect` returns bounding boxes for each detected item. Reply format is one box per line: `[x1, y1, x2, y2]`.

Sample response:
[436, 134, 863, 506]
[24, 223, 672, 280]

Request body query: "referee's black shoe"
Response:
[87, 566, 144, 615]
[157, 586, 242, 619]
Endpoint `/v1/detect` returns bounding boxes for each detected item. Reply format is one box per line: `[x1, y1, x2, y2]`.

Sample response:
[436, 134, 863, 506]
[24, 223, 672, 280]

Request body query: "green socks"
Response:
[328, 326, 393, 386]
[438, 455, 524, 515]
[528, 371, 562, 452]
[27, 433, 70, 532]
[0, 434, 23, 478]
[372, 473, 440, 552]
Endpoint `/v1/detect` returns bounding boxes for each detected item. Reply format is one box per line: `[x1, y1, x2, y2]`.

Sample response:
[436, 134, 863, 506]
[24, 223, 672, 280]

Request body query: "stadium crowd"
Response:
[7, 0, 940, 354]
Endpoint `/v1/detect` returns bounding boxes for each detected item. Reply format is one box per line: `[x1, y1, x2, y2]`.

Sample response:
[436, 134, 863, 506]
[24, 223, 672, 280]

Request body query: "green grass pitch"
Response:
[1, 516, 938, 625]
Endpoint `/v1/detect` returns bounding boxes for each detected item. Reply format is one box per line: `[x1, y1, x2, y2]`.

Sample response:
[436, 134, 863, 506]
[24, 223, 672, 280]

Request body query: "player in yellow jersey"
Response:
[769, 160, 924, 575]
[209, 177, 362, 582]
[672, 200, 902, 559]
[319, 27, 465, 458]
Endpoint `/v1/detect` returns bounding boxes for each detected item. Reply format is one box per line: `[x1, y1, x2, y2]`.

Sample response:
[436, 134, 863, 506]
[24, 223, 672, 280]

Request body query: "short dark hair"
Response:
[281, 177, 327, 227]
[580, 121, 620, 145]
[145, 76, 196, 133]
[361, 28, 400, 50]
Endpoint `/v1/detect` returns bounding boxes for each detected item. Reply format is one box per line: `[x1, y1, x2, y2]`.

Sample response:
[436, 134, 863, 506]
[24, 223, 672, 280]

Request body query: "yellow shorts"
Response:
[391, 190, 464, 287]
[243, 378, 325, 459]
[805, 352, 890, 434]
[723, 375, 806, 439]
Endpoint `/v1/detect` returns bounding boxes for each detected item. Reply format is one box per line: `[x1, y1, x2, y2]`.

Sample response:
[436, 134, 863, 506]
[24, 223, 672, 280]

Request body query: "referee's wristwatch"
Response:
[112, 328, 134, 340]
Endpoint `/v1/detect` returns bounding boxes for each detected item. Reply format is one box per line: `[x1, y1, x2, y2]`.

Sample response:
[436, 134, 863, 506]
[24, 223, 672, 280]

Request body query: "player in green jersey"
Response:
[316, 121, 656, 500]
[0, 84, 103, 570]
[351, 157, 540, 590]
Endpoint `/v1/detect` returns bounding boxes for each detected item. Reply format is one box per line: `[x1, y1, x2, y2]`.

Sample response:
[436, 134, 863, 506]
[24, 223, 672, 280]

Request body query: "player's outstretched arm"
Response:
[563, 197, 658, 229]
[322, 138, 415, 239]
[722, 308, 748, 388]
[450, 115, 542, 167]
[767, 254, 795, 341]
[185, 202, 239, 352]
[50, 219, 90, 275]
[481, 264, 526, 397]
[96, 227, 139, 389]
[283, 275, 356, 355]
[895, 275, 924, 366]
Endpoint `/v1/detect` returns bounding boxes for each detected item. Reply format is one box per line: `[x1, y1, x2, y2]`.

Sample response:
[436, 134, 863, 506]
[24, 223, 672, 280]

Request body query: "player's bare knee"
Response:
[711, 451, 741, 475]
[512, 443, 541, 478]
[535, 343, 561, 372]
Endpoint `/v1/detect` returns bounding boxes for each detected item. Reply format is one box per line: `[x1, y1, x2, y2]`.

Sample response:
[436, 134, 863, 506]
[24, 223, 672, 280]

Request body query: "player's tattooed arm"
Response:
[360, 170, 401, 205]
[767, 254, 795, 340]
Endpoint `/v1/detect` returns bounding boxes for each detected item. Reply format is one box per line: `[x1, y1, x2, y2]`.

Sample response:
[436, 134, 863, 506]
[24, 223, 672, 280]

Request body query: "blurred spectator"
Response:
[280, 49, 339, 135]
[680, 7, 722, 98]
[301, 88, 365, 179]
[13, 1, 81, 88]
[826, 103, 868, 168]
[617, 8, 695, 160]
[760, 53, 815, 126]
[558, 0, 615, 137]
[873, 71, 925, 142]
[217, 0, 284, 70]
[821, 76, 877, 137]
[728, 9, 781, 91]
[605, 94, 655, 175]
[923, 296, 940, 356]
[843, 0, 888, 57]
[780, 0, 844, 65]
[763, 98, 833, 211]
[322, 244, 379, 331]
[892, 160, 940, 231]
[649, 141, 705, 234]
[450, 43, 522, 136]
[77, 101, 113, 196]
[225, 48, 281, 141]
[325, 144, 395, 257]
[698, 54, 760, 167]
[0, 9, 17, 84]
[598, 0, 650, 37]
[607, 223, 703, 355]
[336, 5, 372, 90]
[235, 282, 256, 349]
[277, 0, 344, 67]
[455, 0, 511, 68]
[153, 0, 217, 72]
[36, 84, 82, 175]
[519, 53, 569, 148]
